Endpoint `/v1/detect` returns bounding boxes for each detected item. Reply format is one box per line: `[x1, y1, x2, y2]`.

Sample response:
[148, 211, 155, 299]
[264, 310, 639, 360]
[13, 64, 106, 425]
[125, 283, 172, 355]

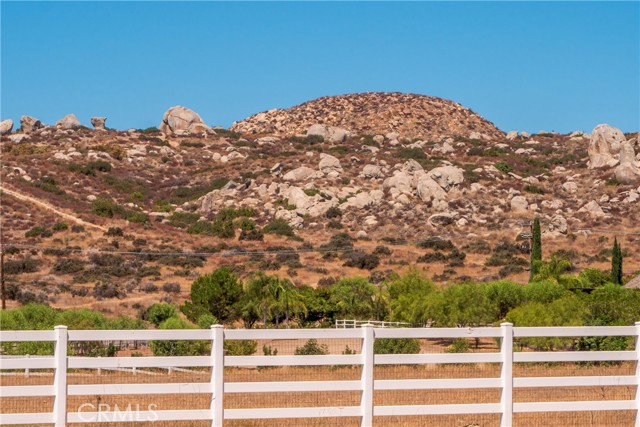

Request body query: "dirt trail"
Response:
[1, 185, 107, 231]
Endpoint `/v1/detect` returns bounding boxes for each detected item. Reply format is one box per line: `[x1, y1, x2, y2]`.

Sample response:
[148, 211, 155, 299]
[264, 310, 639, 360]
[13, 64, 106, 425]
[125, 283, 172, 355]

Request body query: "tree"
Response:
[387, 268, 435, 324]
[183, 267, 243, 324]
[611, 238, 623, 285]
[530, 255, 572, 284]
[329, 277, 377, 320]
[242, 272, 279, 328]
[529, 217, 542, 281]
[150, 316, 209, 356]
[146, 303, 177, 326]
[270, 279, 307, 328]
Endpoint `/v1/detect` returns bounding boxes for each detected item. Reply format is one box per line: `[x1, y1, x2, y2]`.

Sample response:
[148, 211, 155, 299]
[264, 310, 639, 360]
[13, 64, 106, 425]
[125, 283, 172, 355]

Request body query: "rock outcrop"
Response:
[588, 124, 624, 169]
[160, 106, 212, 135]
[91, 117, 107, 130]
[0, 119, 13, 135]
[20, 116, 44, 133]
[56, 114, 81, 129]
[283, 166, 315, 182]
[307, 124, 349, 143]
[614, 141, 640, 184]
[231, 92, 504, 140]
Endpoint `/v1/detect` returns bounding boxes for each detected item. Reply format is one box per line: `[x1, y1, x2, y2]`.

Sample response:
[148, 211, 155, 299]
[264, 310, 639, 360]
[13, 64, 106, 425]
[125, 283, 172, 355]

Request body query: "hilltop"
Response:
[1, 94, 639, 317]
[231, 92, 504, 141]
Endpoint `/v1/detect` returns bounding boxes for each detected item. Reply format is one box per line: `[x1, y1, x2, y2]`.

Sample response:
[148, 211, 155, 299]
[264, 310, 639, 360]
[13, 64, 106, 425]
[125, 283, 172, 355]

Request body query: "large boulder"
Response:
[580, 200, 605, 217]
[0, 119, 13, 135]
[20, 116, 45, 133]
[510, 196, 529, 212]
[56, 114, 81, 129]
[160, 106, 212, 135]
[283, 166, 315, 182]
[318, 153, 342, 174]
[307, 124, 349, 143]
[383, 171, 413, 197]
[428, 166, 464, 190]
[416, 175, 447, 202]
[614, 141, 640, 184]
[588, 124, 625, 169]
[91, 117, 107, 130]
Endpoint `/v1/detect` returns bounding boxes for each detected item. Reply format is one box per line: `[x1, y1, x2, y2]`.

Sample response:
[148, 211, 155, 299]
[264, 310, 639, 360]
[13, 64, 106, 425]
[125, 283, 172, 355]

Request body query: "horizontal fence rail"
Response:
[0, 323, 639, 426]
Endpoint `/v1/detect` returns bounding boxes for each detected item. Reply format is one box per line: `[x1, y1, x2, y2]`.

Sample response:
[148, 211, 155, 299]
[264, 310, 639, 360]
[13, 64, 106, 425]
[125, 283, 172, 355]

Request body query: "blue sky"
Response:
[2, 1, 639, 133]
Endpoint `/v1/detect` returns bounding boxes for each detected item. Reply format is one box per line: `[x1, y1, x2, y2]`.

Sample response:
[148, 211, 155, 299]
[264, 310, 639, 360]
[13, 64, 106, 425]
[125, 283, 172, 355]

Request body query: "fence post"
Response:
[635, 322, 640, 427]
[361, 323, 374, 427]
[500, 322, 513, 427]
[210, 325, 224, 427]
[53, 325, 68, 427]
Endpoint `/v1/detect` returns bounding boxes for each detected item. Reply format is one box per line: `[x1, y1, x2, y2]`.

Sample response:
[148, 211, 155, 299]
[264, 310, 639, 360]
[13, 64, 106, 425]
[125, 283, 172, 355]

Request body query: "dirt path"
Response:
[1, 185, 107, 232]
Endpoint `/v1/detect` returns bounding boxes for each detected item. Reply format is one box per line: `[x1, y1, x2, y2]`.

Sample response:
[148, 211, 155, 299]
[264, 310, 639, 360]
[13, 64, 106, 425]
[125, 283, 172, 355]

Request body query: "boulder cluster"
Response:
[588, 124, 640, 184]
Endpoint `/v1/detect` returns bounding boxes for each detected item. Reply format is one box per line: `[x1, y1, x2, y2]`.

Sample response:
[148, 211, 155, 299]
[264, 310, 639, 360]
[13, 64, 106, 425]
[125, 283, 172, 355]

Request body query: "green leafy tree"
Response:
[150, 317, 209, 356]
[387, 268, 435, 324]
[146, 303, 177, 326]
[481, 281, 525, 320]
[242, 272, 279, 328]
[530, 217, 542, 281]
[611, 238, 623, 285]
[183, 267, 243, 324]
[270, 279, 308, 328]
[329, 277, 376, 320]
[531, 255, 572, 284]
[429, 283, 497, 328]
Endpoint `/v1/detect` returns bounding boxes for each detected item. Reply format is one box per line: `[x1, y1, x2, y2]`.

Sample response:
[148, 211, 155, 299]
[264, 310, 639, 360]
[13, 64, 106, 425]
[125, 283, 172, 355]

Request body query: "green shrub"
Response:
[92, 197, 123, 218]
[295, 339, 329, 355]
[263, 218, 295, 237]
[416, 238, 454, 251]
[53, 259, 85, 274]
[524, 185, 545, 194]
[343, 252, 380, 270]
[105, 227, 124, 237]
[146, 303, 177, 326]
[374, 338, 421, 354]
[52, 222, 68, 232]
[4, 258, 41, 275]
[25, 226, 50, 238]
[168, 211, 201, 229]
[494, 161, 511, 173]
[445, 338, 470, 353]
[325, 206, 342, 219]
[224, 340, 258, 356]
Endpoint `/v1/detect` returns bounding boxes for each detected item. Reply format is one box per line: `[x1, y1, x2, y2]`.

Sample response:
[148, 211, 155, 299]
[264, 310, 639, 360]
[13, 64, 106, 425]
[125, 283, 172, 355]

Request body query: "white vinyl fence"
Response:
[1, 323, 639, 426]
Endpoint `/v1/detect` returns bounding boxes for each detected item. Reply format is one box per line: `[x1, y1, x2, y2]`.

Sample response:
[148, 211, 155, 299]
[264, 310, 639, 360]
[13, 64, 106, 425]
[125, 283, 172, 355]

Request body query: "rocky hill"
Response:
[231, 92, 504, 141]
[1, 98, 638, 317]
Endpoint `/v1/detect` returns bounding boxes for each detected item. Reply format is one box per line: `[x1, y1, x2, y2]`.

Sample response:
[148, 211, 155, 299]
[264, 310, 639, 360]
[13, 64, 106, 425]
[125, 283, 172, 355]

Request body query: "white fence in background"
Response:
[0, 323, 639, 426]
[335, 319, 414, 328]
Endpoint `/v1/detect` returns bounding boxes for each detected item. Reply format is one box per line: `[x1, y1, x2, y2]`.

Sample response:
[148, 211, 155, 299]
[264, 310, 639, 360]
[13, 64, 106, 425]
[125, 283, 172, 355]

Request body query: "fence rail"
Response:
[1, 323, 639, 426]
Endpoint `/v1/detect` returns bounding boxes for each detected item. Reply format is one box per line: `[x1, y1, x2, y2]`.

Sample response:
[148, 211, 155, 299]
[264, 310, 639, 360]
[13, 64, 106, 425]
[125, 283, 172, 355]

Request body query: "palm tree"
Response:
[531, 255, 572, 284]
[274, 280, 308, 328]
[244, 273, 278, 328]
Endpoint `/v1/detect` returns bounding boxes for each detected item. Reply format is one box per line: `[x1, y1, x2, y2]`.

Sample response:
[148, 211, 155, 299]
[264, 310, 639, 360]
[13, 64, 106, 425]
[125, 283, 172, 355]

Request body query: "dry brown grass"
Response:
[1, 361, 636, 427]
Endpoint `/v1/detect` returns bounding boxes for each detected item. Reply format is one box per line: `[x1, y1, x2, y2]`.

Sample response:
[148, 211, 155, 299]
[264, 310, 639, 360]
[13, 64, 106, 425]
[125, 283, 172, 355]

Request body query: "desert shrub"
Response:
[234, 217, 256, 231]
[485, 240, 529, 267]
[187, 221, 216, 235]
[105, 227, 124, 236]
[156, 254, 205, 269]
[162, 282, 181, 293]
[92, 197, 124, 218]
[499, 264, 526, 278]
[53, 259, 85, 274]
[211, 219, 235, 238]
[124, 211, 149, 224]
[25, 226, 51, 238]
[374, 338, 420, 354]
[416, 238, 454, 251]
[295, 339, 328, 355]
[343, 252, 380, 270]
[33, 177, 65, 195]
[263, 218, 295, 237]
[52, 222, 68, 232]
[318, 277, 338, 287]
[168, 211, 200, 229]
[325, 206, 342, 219]
[524, 185, 545, 194]
[275, 250, 302, 269]
[417, 252, 447, 263]
[140, 283, 159, 293]
[93, 282, 126, 299]
[224, 340, 258, 356]
[446, 248, 466, 267]
[373, 245, 392, 255]
[68, 160, 112, 175]
[4, 258, 41, 275]
[239, 229, 264, 241]
[181, 140, 205, 148]
[71, 225, 85, 233]
[168, 178, 229, 204]
[462, 239, 492, 254]
[494, 161, 511, 173]
[327, 220, 343, 229]
[70, 287, 89, 297]
[396, 147, 427, 161]
[303, 188, 321, 197]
